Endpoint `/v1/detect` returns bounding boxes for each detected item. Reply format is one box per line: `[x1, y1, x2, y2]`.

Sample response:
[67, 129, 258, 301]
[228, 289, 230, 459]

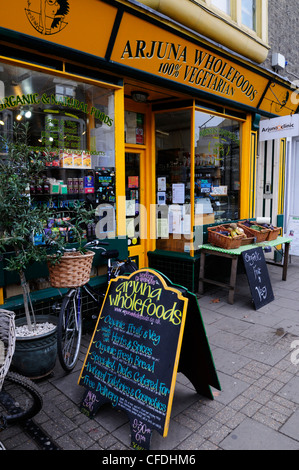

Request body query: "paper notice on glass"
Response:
[126, 218, 135, 238]
[169, 206, 182, 234]
[183, 214, 191, 234]
[157, 177, 166, 191]
[211, 186, 228, 196]
[172, 183, 185, 204]
[126, 200, 135, 216]
[287, 216, 299, 255]
[157, 192, 166, 205]
[156, 218, 169, 238]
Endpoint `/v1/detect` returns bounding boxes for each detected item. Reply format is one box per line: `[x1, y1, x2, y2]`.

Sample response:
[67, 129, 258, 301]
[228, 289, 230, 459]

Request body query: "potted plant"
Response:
[0, 122, 95, 377]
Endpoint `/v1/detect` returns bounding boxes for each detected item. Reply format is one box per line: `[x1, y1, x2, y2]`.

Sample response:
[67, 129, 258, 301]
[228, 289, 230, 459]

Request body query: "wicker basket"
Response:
[208, 225, 245, 249]
[238, 221, 270, 243]
[0, 309, 16, 392]
[240, 236, 255, 246]
[267, 226, 281, 241]
[47, 251, 95, 288]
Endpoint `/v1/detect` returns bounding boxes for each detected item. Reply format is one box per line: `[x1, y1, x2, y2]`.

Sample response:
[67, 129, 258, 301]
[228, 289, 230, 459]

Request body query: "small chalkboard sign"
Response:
[242, 247, 274, 310]
[78, 269, 188, 450]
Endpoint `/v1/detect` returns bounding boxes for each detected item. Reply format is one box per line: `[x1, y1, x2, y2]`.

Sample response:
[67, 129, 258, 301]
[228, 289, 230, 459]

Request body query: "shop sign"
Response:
[259, 114, 299, 141]
[1, 0, 117, 59]
[0, 92, 114, 126]
[111, 12, 269, 109]
[3, 0, 295, 117]
[242, 247, 274, 310]
[78, 269, 188, 450]
[259, 82, 299, 117]
[78, 268, 220, 449]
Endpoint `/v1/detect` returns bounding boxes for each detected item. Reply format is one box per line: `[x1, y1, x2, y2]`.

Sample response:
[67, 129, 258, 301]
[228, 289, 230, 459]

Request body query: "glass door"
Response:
[125, 149, 146, 266]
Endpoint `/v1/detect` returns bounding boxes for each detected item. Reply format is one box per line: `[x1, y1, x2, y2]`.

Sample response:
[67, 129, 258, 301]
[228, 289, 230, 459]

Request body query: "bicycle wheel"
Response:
[0, 371, 43, 424]
[58, 289, 82, 372]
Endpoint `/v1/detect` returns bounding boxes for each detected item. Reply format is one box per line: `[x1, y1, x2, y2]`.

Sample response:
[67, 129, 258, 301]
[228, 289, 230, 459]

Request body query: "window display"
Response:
[155, 109, 192, 253]
[195, 111, 240, 226]
[155, 108, 241, 253]
[0, 61, 116, 237]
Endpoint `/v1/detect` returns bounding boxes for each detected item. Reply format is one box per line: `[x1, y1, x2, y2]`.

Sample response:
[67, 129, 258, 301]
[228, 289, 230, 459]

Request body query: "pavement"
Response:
[1, 254, 299, 452]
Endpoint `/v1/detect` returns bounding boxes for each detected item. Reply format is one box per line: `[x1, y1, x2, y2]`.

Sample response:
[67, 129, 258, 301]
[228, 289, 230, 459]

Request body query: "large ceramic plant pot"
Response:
[12, 315, 58, 379]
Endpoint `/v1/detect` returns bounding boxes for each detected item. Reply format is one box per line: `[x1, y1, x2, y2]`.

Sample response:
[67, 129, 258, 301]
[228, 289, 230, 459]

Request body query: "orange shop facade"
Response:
[0, 0, 298, 293]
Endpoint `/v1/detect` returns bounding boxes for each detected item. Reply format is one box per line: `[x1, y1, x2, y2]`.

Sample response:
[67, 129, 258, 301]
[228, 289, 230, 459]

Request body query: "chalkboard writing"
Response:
[78, 269, 188, 450]
[242, 247, 274, 310]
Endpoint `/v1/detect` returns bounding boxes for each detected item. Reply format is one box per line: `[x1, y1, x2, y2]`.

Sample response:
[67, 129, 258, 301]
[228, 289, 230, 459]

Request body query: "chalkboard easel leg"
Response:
[198, 251, 206, 294]
[182, 370, 215, 400]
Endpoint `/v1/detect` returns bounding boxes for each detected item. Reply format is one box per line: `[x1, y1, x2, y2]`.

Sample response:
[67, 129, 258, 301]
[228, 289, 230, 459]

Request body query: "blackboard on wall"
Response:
[78, 269, 188, 450]
[242, 247, 274, 310]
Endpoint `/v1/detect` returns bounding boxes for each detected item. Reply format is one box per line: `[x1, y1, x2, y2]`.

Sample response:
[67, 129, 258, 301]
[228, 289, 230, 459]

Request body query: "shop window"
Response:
[155, 109, 192, 253]
[208, 0, 262, 35]
[211, 0, 231, 15]
[0, 61, 116, 237]
[194, 111, 240, 227]
[242, 0, 256, 30]
[125, 111, 145, 145]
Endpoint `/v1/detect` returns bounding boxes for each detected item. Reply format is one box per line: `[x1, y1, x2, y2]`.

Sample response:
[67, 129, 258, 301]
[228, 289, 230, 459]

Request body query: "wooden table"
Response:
[198, 236, 292, 304]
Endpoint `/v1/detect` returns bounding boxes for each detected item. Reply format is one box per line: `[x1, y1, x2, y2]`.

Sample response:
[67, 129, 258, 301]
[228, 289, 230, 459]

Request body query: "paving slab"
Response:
[213, 372, 250, 405]
[278, 376, 299, 404]
[211, 347, 251, 375]
[238, 340, 288, 366]
[220, 418, 299, 450]
[280, 410, 299, 440]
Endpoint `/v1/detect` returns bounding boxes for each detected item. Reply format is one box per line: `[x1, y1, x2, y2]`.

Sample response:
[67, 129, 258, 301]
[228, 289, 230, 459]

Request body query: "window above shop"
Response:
[137, 0, 269, 63]
[211, 0, 231, 15]
[208, 0, 260, 34]
[241, 0, 257, 30]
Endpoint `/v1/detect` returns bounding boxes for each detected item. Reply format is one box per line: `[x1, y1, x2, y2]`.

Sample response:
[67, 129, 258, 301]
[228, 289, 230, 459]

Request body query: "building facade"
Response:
[0, 0, 297, 298]
[257, 0, 299, 244]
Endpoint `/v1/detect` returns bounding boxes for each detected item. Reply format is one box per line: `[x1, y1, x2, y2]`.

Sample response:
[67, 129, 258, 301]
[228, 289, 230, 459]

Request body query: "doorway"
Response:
[125, 149, 147, 267]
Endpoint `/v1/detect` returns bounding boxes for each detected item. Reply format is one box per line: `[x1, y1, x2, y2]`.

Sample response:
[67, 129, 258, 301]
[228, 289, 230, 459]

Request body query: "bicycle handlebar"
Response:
[47, 238, 120, 260]
[84, 240, 109, 248]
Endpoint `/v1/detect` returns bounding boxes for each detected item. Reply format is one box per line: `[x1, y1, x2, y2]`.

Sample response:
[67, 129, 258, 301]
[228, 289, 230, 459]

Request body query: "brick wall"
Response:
[263, 0, 299, 84]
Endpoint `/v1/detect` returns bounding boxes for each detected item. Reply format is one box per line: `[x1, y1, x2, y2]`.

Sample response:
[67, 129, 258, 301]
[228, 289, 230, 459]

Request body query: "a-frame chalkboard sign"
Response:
[242, 247, 274, 310]
[78, 268, 220, 450]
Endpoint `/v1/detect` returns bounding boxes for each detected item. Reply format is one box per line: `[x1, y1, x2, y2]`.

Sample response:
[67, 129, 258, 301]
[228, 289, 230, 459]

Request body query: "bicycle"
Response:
[56, 240, 137, 373]
[0, 309, 43, 449]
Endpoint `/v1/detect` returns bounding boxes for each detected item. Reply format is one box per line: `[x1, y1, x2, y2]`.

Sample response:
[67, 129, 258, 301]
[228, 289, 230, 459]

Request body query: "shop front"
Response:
[0, 0, 298, 299]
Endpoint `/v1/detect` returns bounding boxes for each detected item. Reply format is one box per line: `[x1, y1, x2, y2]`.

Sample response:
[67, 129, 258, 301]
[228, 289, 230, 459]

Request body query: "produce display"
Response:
[238, 220, 280, 242]
[208, 220, 281, 249]
[218, 223, 245, 239]
[241, 220, 275, 231]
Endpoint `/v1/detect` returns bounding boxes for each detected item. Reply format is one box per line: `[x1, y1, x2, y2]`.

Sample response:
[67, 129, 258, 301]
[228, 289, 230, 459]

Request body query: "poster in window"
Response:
[287, 216, 299, 255]
[172, 183, 185, 204]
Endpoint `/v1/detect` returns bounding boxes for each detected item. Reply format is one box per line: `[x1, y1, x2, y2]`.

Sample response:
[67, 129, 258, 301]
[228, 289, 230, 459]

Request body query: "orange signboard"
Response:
[259, 82, 298, 117]
[1, 0, 296, 117]
[111, 12, 269, 109]
[1, 0, 117, 60]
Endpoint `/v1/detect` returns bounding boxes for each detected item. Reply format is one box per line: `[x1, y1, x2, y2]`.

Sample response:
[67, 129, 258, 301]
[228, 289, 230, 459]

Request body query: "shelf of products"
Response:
[30, 152, 116, 244]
